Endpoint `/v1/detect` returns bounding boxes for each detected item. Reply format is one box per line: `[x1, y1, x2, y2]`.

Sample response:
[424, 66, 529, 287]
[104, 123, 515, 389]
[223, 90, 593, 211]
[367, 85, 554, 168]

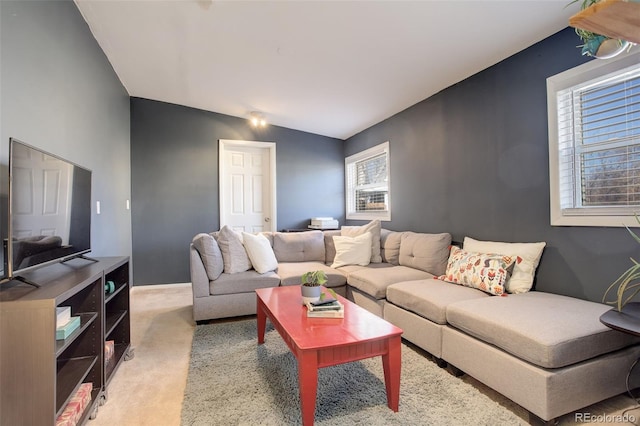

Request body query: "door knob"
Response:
[265, 217, 271, 222]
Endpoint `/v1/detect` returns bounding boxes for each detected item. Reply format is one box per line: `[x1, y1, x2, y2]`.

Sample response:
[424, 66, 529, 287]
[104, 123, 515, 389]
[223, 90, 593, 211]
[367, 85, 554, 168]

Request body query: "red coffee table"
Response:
[256, 286, 403, 425]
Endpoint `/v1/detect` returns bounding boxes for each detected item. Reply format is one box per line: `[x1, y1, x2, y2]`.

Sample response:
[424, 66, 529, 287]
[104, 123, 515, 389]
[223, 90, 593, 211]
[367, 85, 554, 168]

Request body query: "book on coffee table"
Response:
[305, 300, 344, 318]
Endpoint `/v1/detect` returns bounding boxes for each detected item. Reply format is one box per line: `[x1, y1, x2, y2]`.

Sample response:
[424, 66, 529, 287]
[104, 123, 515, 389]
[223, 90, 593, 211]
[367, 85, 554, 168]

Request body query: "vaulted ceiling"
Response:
[75, 0, 580, 139]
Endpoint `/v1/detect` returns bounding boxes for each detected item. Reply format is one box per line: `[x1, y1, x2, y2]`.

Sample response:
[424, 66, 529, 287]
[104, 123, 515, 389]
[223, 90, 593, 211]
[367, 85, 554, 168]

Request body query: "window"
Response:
[548, 51, 640, 227]
[345, 141, 391, 221]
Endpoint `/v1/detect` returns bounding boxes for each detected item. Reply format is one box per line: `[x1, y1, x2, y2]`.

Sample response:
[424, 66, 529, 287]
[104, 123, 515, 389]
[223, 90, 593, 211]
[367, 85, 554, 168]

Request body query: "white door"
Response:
[219, 140, 277, 232]
[12, 144, 73, 242]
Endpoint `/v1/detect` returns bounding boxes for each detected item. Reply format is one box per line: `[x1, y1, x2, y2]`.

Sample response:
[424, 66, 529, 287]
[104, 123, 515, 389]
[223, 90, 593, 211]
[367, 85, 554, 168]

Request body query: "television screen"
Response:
[5, 138, 92, 281]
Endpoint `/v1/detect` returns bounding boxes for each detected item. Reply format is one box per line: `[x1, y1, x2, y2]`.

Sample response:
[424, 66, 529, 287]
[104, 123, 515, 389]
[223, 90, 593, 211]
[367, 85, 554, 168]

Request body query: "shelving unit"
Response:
[0, 256, 130, 425]
[569, 0, 640, 44]
[103, 257, 133, 394]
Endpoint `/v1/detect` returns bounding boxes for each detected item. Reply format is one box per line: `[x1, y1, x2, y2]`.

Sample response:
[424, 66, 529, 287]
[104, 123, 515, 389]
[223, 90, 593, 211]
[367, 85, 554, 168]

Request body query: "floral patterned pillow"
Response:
[437, 246, 516, 295]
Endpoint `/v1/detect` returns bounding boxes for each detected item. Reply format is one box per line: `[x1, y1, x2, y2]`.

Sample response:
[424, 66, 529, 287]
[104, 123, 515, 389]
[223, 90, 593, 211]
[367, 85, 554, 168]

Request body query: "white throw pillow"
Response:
[463, 237, 546, 294]
[242, 232, 278, 274]
[341, 220, 382, 263]
[331, 232, 373, 268]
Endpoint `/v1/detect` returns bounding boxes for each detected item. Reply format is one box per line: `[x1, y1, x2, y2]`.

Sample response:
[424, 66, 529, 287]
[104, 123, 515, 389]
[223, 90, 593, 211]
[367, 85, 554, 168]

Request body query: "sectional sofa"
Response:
[189, 223, 640, 423]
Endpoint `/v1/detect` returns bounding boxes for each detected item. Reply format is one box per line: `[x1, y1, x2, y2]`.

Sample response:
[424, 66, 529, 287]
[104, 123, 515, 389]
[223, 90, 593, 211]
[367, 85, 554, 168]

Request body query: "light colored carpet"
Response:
[91, 283, 640, 425]
[181, 319, 527, 425]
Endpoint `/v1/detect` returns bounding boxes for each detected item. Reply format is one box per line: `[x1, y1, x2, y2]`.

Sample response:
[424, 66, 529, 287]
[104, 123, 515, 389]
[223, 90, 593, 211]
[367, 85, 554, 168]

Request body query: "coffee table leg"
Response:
[298, 351, 318, 425]
[257, 296, 266, 344]
[382, 335, 401, 412]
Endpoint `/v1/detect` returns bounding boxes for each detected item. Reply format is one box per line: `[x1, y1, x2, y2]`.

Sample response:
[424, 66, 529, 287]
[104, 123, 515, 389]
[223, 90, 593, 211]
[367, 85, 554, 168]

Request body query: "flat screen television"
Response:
[3, 138, 93, 287]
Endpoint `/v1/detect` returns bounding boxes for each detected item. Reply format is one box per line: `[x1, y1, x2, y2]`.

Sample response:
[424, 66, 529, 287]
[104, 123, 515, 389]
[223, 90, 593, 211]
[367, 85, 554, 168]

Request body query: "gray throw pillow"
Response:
[192, 233, 224, 280]
[216, 225, 253, 274]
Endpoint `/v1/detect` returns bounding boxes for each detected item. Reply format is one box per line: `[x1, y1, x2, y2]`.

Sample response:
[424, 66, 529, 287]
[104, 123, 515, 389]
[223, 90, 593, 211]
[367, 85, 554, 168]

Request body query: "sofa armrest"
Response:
[190, 244, 211, 298]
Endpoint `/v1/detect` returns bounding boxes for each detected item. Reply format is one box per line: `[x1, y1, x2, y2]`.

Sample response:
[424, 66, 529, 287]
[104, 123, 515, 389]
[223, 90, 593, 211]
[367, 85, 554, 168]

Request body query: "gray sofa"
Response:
[190, 225, 640, 423]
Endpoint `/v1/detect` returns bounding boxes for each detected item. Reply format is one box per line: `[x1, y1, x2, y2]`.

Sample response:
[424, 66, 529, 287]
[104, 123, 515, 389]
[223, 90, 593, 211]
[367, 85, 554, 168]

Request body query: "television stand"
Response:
[12, 275, 41, 288]
[62, 254, 100, 265]
[0, 275, 42, 288]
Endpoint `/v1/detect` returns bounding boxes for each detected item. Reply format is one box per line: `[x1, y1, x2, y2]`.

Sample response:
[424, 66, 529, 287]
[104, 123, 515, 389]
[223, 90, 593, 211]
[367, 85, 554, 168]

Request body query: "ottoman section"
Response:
[385, 279, 489, 359]
[387, 279, 489, 325]
[276, 262, 347, 288]
[446, 291, 640, 369]
[348, 265, 432, 300]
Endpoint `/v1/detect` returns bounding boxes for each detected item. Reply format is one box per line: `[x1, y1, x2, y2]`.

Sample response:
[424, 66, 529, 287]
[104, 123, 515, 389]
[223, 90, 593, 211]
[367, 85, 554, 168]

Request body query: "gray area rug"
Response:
[181, 319, 527, 425]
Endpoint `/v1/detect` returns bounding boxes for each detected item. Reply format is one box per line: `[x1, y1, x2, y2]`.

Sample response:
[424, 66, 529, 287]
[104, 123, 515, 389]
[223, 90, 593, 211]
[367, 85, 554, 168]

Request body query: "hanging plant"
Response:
[570, 0, 632, 58]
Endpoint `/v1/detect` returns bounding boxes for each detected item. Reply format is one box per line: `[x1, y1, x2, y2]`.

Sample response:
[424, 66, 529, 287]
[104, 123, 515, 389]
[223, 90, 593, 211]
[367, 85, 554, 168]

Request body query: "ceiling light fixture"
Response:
[249, 111, 267, 128]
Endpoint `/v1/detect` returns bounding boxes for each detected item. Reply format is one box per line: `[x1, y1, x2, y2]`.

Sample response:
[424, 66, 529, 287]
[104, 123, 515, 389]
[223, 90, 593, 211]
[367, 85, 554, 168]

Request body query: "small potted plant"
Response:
[301, 270, 328, 304]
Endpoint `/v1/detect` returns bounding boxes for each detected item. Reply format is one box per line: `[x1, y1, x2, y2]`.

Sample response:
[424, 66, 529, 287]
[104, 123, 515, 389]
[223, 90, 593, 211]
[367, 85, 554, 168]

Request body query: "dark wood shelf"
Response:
[55, 356, 98, 415]
[569, 0, 640, 44]
[105, 310, 127, 337]
[0, 256, 130, 425]
[55, 312, 98, 356]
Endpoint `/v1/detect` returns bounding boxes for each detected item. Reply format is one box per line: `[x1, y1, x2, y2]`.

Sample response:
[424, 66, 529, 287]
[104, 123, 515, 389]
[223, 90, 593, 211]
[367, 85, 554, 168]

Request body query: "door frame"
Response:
[219, 139, 277, 232]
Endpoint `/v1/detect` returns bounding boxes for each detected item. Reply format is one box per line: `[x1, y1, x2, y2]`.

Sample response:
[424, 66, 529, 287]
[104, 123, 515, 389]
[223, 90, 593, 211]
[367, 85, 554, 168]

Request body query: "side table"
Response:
[600, 302, 640, 399]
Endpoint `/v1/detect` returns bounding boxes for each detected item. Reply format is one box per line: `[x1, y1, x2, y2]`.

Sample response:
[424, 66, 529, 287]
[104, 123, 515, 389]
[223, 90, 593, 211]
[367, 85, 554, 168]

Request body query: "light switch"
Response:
[96, 201, 101, 215]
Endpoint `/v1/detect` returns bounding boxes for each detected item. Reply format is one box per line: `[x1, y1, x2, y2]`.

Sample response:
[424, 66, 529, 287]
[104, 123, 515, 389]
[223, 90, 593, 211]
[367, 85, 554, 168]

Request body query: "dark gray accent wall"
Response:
[131, 98, 344, 285]
[345, 28, 636, 302]
[0, 1, 132, 275]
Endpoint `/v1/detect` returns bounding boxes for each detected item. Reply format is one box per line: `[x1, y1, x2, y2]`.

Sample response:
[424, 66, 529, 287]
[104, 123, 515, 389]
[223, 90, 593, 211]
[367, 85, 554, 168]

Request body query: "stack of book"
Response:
[308, 217, 339, 229]
[105, 340, 115, 371]
[55, 382, 92, 426]
[305, 298, 344, 318]
[56, 306, 80, 340]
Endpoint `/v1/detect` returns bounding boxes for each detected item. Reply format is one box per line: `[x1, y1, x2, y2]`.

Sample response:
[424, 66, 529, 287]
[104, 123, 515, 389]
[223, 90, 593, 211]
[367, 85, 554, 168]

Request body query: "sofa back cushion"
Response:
[192, 233, 224, 280]
[399, 232, 452, 276]
[380, 229, 404, 265]
[273, 230, 325, 262]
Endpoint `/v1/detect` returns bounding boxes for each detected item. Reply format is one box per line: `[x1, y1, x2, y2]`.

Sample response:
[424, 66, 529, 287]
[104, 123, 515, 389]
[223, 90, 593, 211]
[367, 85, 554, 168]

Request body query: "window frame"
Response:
[345, 141, 391, 221]
[547, 50, 640, 227]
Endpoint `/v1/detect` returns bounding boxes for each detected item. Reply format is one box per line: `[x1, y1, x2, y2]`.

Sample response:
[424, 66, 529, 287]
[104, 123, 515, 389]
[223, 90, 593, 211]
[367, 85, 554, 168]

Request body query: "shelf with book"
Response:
[0, 256, 130, 425]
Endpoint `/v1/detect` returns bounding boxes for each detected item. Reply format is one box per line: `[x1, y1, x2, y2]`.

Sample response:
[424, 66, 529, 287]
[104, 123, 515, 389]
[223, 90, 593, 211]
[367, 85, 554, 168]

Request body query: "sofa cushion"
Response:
[380, 229, 404, 265]
[399, 232, 451, 276]
[348, 265, 433, 299]
[387, 279, 489, 324]
[341, 219, 382, 263]
[331, 232, 372, 268]
[276, 262, 347, 288]
[216, 226, 252, 274]
[446, 292, 640, 368]
[242, 232, 278, 274]
[273, 231, 325, 262]
[438, 246, 516, 296]
[324, 230, 341, 265]
[192, 233, 224, 281]
[463, 237, 546, 294]
[209, 270, 280, 296]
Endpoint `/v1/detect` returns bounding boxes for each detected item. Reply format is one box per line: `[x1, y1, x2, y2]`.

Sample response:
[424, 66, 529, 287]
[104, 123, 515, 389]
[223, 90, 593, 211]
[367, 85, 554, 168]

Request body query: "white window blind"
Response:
[548, 51, 640, 226]
[345, 142, 390, 220]
[558, 67, 640, 214]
